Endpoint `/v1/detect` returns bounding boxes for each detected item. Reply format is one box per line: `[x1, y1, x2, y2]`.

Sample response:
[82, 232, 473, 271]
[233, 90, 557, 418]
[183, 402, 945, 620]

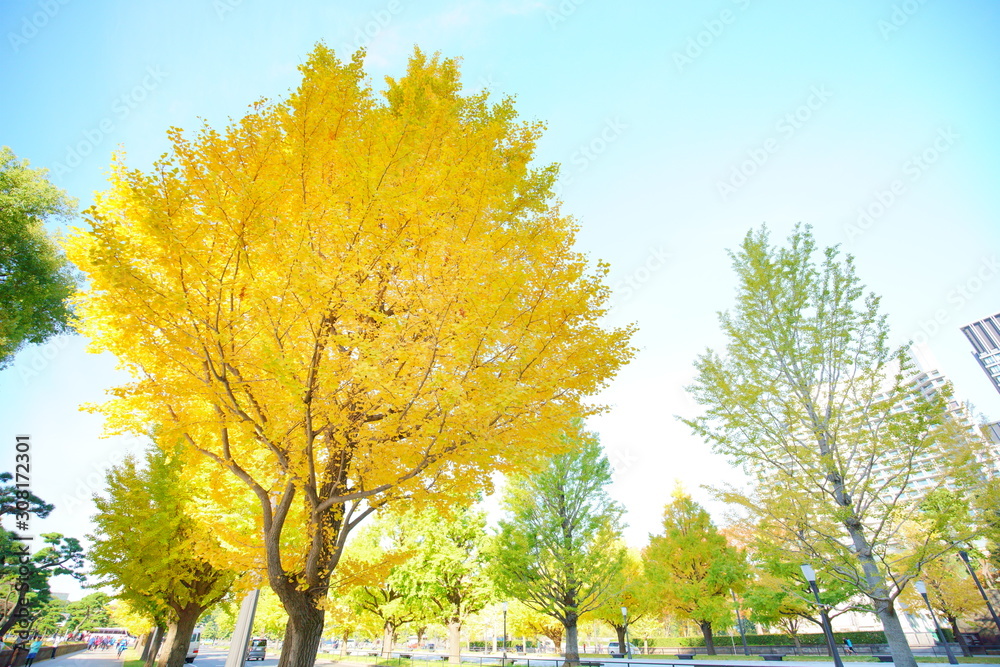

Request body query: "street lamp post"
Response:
[914, 581, 958, 665]
[731, 589, 751, 656]
[502, 602, 508, 664]
[958, 549, 1000, 635]
[621, 607, 632, 659]
[800, 565, 844, 667]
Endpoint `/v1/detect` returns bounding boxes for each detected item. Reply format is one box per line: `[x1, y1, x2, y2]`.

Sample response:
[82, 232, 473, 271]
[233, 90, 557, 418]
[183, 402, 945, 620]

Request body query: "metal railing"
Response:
[335, 643, 1000, 667]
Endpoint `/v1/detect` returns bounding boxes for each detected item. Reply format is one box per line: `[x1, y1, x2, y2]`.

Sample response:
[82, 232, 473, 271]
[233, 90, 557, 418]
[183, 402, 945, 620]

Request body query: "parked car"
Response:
[246, 638, 267, 661]
[608, 642, 639, 656]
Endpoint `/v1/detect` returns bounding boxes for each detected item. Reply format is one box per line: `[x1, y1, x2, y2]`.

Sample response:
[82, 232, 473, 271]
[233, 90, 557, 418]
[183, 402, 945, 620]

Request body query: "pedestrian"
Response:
[25, 638, 43, 667]
[117, 637, 128, 658]
[844, 638, 855, 655]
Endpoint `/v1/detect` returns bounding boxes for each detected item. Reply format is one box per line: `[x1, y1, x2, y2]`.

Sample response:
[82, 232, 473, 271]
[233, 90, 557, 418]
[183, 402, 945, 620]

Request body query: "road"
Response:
[192, 649, 278, 667]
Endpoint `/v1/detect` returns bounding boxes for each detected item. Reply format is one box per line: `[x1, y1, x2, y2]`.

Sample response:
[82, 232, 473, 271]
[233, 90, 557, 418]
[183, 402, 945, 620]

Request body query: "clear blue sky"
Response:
[2, 0, 999, 598]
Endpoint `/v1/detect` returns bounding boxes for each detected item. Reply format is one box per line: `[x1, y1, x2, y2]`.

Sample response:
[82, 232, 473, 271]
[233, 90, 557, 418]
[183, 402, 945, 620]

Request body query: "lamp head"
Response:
[800, 564, 816, 582]
[913, 581, 927, 596]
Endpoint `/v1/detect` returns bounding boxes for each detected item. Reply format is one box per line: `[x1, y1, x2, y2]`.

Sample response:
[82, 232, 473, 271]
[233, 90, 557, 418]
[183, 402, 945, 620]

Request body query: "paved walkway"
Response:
[37, 648, 125, 667]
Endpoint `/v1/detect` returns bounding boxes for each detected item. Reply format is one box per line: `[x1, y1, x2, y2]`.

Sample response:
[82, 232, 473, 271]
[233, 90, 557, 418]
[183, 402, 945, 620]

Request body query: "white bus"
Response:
[185, 628, 203, 663]
[88, 628, 133, 646]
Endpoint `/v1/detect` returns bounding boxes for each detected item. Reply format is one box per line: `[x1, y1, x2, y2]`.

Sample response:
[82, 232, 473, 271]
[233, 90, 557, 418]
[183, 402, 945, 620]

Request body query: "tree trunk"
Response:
[564, 614, 579, 666]
[274, 599, 325, 667]
[872, 600, 916, 667]
[145, 625, 167, 667]
[0, 592, 30, 639]
[381, 624, 395, 659]
[338, 630, 349, 660]
[140, 629, 156, 662]
[949, 615, 971, 658]
[156, 604, 203, 667]
[699, 621, 715, 655]
[448, 621, 461, 664]
[839, 491, 916, 667]
[615, 624, 626, 646]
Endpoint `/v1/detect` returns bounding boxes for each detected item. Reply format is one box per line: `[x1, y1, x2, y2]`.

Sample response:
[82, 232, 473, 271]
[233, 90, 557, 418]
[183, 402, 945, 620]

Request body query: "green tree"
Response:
[896, 491, 991, 658]
[0, 471, 74, 640]
[89, 449, 238, 667]
[31, 598, 70, 636]
[323, 598, 366, 659]
[66, 592, 113, 633]
[516, 605, 564, 653]
[197, 605, 229, 642]
[0, 472, 54, 520]
[643, 490, 747, 655]
[900, 553, 984, 657]
[393, 507, 492, 663]
[589, 549, 656, 648]
[0, 147, 77, 368]
[247, 589, 289, 640]
[742, 537, 860, 647]
[0, 531, 85, 639]
[342, 513, 433, 658]
[491, 423, 626, 665]
[685, 224, 991, 667]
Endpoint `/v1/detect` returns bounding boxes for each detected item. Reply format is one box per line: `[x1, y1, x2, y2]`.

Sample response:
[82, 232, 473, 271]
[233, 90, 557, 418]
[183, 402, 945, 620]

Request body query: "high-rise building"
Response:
[961, 313, 1000, 397]
[985, 421, 1000, 443]
[868, 344, 1000, 502]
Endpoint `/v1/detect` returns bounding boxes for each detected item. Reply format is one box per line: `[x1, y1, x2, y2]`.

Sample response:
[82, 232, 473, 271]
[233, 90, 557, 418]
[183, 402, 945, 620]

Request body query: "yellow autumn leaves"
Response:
[64, 43, 634, 629]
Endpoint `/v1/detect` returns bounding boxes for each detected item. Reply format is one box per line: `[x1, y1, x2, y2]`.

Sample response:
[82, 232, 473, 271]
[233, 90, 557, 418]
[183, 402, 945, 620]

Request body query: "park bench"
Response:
[874, 655, 894, 662]
[761, 655, 784, 661]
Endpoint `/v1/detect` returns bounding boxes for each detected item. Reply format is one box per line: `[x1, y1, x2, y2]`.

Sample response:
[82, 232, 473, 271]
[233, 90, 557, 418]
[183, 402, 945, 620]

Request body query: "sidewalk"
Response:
[36, 648, 124, 667]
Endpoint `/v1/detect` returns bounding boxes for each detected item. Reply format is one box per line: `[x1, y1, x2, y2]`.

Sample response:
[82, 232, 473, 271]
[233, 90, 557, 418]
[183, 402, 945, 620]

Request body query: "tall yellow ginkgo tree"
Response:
[65, 45, 634, 667]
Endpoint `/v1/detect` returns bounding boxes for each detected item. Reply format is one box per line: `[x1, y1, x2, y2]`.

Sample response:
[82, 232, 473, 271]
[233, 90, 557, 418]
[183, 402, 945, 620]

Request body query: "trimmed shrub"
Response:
[647, 631, 889, 647]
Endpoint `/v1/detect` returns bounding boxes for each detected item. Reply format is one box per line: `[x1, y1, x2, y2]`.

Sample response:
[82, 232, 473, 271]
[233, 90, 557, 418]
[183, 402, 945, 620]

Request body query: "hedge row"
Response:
[645, 631, 890, 647]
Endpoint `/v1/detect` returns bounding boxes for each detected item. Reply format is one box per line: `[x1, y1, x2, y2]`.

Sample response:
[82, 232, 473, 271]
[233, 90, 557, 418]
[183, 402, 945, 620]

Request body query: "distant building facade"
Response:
[961, 313, 1000, 397]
